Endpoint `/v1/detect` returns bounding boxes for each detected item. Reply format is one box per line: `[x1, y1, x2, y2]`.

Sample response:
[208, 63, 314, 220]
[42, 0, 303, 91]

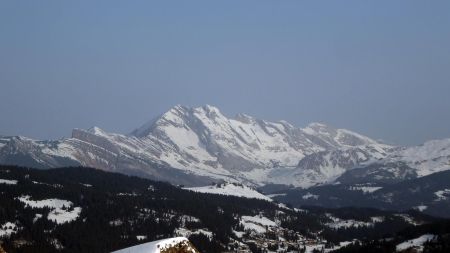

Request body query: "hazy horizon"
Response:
[1, 1, 450, 145]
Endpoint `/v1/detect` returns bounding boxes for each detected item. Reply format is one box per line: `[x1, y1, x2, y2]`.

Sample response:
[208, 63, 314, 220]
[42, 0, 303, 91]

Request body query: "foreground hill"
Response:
[0, 165, 442, 253]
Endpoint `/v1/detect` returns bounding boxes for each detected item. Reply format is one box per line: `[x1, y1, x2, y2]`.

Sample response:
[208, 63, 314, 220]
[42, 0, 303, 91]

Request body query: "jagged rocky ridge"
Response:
[0, 105, 449, 187]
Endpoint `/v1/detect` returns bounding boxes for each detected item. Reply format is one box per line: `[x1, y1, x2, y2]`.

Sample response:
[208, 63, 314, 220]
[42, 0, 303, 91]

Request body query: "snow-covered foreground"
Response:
[16, 195, 82, 224]
[111, 237, 198, 253]
[396, 234, 436, 252]
[185, 183, 272, 201]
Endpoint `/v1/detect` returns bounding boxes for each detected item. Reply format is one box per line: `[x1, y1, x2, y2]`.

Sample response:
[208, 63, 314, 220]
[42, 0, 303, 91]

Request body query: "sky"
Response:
[1, 1, 450, 145]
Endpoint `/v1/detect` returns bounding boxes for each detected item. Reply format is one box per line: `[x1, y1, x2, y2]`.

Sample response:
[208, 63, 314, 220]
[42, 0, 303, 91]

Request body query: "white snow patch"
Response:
[48, 207, 82, 224]
[434, 189, 450, 201]
[17, 195, 81, 224]
[32, 181, 63, 188]
[277, 202, 291, 210]
[302, 192, 319, 200]
[294, 208, 308, 213]
[240, 215, 277, 234]
[0, 179, 17, 185]
[33, 213, 43, 223]
[396, 234, 436, 252]
[371, 216, 385, 223]
[265, 193, 287, 198]
[17, 195, 72, 209]
[233, 230, 245, 238]
[136, 235, 147, 241]
[414, 205, 428, 212]
[0, 222, 19, 238]
[185, 183, 272, 201]
[348, 186, 383, 193]
[305, 244, 325, 253]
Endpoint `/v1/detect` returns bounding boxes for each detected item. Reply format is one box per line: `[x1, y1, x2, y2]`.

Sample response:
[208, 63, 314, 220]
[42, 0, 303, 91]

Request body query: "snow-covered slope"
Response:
[387, 138, 450, 177]
[0, 105, 391, 187]
[129, 106, 386, 175]
[396, 234, 436, 252]
[261, 145, 391, 188]
[185, 183, 272, 201]
[111, 237, 198, 253]
[336, 139, 450, 185]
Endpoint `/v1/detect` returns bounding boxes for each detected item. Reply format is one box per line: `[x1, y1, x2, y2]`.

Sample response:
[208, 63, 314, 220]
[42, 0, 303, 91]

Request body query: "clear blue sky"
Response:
[1, 1, 449, 145]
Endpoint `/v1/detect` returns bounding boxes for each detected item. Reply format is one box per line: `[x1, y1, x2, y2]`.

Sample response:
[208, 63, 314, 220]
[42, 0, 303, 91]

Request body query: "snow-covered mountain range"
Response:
[0, 105, 449, 187]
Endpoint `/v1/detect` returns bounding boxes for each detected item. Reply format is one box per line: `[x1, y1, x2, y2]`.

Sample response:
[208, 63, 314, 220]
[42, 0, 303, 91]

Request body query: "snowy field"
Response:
[185, 183, 272, 201]
[396, 234, 436, 252]
[16, 195, 82, 224]
[0, 179, 17, 185]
